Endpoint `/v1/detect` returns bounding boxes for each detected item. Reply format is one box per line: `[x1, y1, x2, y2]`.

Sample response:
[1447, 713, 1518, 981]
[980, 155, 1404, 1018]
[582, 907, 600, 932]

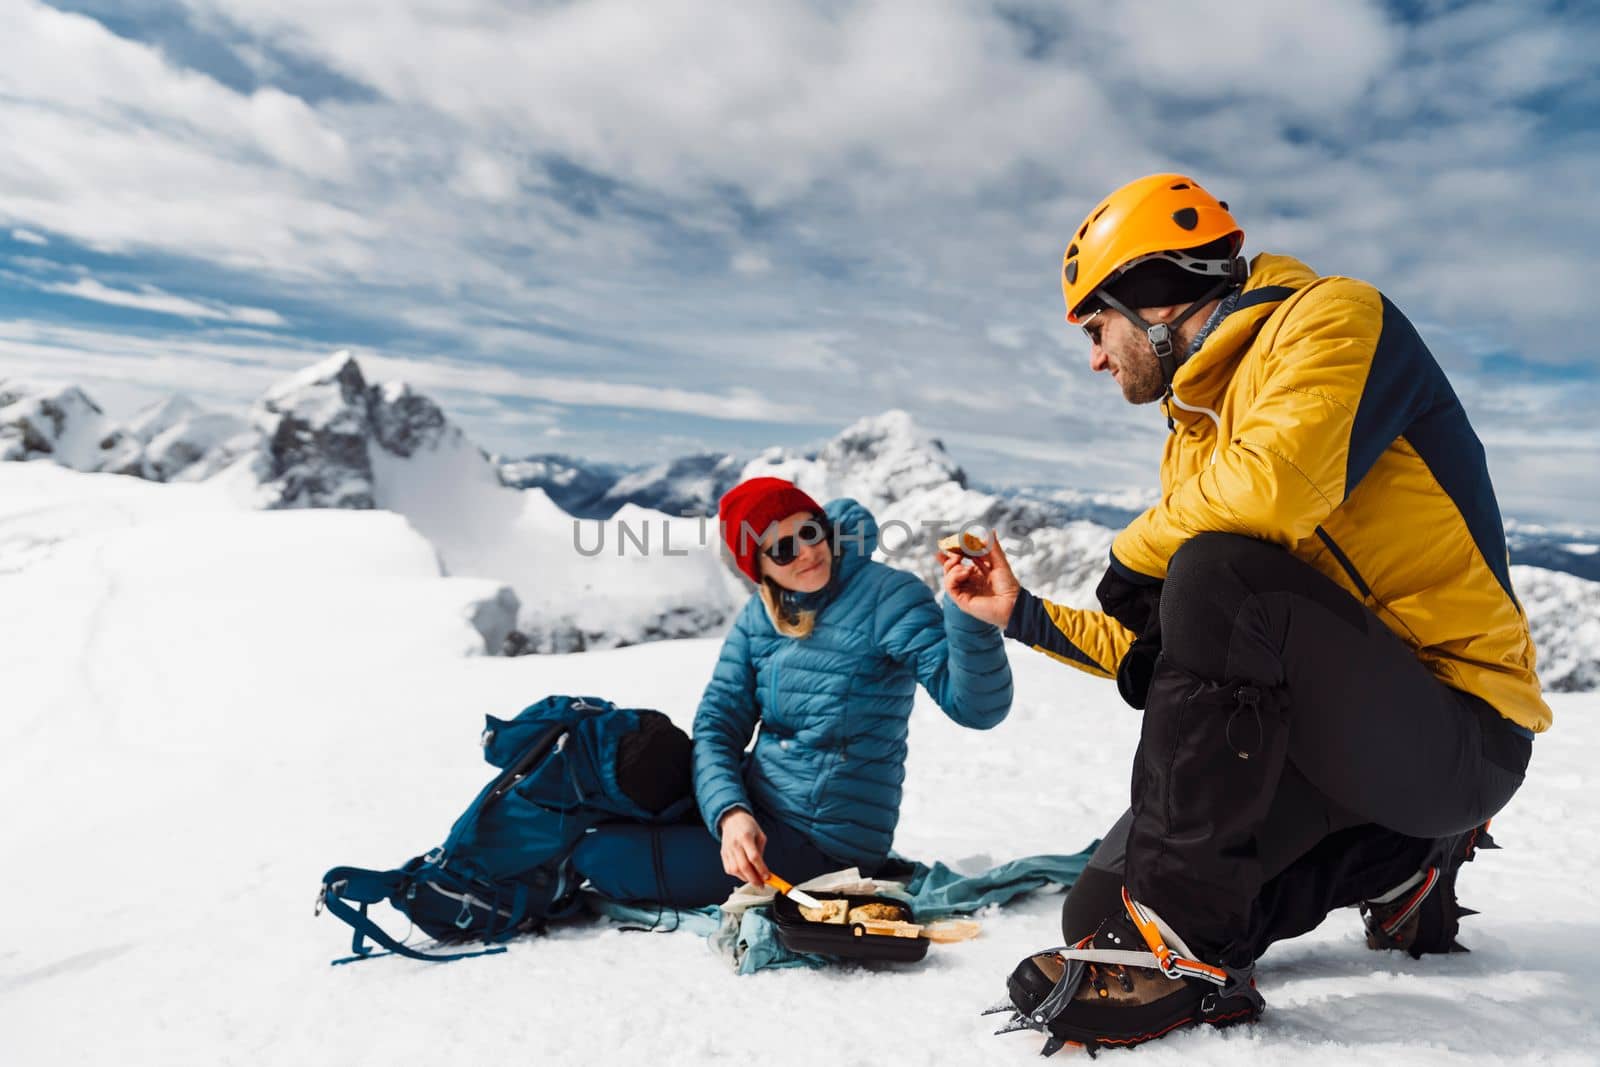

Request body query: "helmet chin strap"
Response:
[1096, 278, 1234, 387]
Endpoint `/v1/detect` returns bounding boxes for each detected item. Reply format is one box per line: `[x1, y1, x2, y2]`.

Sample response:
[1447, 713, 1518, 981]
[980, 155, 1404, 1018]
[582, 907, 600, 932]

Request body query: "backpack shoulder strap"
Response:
[317, 866, 509, 965]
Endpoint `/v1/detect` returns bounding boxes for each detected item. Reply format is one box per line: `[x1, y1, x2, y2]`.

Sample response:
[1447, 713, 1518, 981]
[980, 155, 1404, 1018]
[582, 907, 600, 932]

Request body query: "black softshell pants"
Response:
[1066, 533, 1532, 965]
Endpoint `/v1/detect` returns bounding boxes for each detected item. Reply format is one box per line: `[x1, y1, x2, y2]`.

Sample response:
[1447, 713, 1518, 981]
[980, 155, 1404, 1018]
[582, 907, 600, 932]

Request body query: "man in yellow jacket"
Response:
[948, 174, 1545, 1055]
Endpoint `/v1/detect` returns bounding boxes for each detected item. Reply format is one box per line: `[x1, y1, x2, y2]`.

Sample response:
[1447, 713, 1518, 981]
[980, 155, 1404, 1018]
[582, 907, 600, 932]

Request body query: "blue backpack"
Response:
[317, 694, 694, 964]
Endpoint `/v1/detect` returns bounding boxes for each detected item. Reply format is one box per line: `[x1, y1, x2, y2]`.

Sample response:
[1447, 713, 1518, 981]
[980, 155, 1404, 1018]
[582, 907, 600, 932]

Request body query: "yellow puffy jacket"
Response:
[1010, 253, 1550, 733]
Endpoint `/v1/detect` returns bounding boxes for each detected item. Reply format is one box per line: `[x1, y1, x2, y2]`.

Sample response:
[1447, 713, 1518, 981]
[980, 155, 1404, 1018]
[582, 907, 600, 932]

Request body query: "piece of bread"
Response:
[852, 918, 922, 939]
[847, 901, 906, 923]
[938, 531, 988, 557]
[798, 899, 848, 924]
[922, 918, 982, 943]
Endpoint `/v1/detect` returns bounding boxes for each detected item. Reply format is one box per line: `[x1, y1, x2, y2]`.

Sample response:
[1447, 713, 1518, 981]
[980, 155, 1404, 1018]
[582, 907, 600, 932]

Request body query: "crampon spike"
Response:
[994, 1014, 1035, 1036]
[1457, 906, 1480, 917]
[1477, 831, 1501, 850]
[1041, 1034, 1069, 1058]
[981, 1000, 1018, 1016]
[1449, 939, 1471, 953]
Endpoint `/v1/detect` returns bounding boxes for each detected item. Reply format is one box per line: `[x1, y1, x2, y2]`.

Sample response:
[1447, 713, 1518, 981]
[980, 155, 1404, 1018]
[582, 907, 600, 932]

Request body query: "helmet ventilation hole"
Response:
[1172, 207, 1199, 230]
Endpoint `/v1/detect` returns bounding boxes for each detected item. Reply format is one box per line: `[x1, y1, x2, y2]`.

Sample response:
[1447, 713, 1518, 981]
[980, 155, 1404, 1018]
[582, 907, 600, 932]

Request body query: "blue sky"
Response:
[1, 0, 1597, 523]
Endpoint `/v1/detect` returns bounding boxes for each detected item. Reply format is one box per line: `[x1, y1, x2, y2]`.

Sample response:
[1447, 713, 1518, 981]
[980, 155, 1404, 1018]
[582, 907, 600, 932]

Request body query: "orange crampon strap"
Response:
[1120, 887, 1232, 987]
[989, 889, 1264, 1050]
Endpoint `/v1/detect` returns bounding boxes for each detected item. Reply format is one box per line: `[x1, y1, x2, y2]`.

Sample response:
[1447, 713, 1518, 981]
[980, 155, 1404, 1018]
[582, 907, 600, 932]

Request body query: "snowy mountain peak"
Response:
[253, 354, 379, 509]
[248, 353, 491, 510]
[0, 379, 119, 470]
[370, 381, 452, 458]
[144, 411, 254, 484]
[262, 349, 365, 404]
[742, 408, 965, 513]
[126, 394, 203, 442]
[601, 452, 745, 517]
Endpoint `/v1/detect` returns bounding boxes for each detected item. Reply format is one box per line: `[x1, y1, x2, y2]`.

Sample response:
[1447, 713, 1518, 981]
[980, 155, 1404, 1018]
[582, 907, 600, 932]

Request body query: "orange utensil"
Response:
[764, 873, 825, 910]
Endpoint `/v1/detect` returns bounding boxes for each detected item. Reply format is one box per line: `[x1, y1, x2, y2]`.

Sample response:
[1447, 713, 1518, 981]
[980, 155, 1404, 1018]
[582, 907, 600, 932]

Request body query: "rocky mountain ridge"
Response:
[3, 355, 1596, 690]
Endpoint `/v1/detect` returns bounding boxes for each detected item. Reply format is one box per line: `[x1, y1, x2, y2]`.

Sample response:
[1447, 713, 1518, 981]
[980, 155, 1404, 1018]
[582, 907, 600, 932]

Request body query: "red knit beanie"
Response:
[718, 477, 824, 582]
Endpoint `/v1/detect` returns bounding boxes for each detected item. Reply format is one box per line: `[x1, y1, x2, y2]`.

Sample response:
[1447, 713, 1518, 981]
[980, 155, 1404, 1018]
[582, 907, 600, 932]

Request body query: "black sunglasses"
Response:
[763, 516, 833, 567]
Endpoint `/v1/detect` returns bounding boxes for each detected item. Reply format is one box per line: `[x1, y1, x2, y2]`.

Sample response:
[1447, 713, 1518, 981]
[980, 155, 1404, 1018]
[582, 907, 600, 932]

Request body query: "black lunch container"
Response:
[770, 891, 930, 963]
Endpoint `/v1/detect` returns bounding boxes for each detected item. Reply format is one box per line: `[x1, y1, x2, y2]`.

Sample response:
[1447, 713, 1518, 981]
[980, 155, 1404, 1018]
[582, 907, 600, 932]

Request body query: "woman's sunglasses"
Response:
[763, 516, 833, 567]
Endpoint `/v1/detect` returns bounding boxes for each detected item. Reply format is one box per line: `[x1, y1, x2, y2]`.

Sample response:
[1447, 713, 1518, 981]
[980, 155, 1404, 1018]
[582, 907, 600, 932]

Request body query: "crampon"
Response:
[983, 887, 1263, 1056]
[1361, 821, 1499, 958]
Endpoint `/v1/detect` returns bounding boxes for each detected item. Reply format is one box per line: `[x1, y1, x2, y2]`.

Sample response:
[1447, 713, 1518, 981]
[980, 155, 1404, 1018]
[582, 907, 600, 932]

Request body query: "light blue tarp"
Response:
[587, 845, 1097, 975]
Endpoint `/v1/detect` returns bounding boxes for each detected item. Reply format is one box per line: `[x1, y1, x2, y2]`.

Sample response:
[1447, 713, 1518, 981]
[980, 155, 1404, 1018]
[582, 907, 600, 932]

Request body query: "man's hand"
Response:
[718, 808, 770, 886]
[938, 530, 1020, 629]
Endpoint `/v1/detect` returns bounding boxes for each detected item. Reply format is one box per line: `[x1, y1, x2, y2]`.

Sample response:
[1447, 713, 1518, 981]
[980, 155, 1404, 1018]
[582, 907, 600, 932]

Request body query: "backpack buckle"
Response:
[314, 879, 346, 917]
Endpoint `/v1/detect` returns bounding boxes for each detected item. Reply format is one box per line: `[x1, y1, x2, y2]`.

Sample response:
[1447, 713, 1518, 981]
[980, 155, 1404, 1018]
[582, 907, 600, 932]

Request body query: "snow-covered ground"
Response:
[2, 462, 1596, 1067]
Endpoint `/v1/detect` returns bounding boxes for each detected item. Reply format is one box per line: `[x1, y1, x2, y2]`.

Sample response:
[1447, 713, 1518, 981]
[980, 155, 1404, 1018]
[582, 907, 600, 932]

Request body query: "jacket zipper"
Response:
[764, 642, 788, 750]
[1169, 386, 1223, 467]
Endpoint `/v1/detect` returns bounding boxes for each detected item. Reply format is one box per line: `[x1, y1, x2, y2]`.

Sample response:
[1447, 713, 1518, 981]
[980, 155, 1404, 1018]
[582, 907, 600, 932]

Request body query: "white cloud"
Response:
[986, 323, 1027, 350]
[1092, 0, 1401, 115]
[0, 319, 332, 420]
[4, 0, 1587, 358]
[38, 277, 287, 326]
[940, 425, 1164, 486]
[10, 228, 47, 246]
[0, 317, 816, 425]
[0, 2, 350, 180]
[359, 353, 818, 423]
[178, 0, 1113, 201]
[449, 150, 520, 203]
[245, 87, 352, 180]
[0, 96, 379, 275]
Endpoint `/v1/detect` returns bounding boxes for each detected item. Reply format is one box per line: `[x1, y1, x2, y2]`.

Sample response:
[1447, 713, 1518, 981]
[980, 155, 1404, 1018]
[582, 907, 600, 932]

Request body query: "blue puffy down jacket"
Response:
[693, 497, 1014, 869]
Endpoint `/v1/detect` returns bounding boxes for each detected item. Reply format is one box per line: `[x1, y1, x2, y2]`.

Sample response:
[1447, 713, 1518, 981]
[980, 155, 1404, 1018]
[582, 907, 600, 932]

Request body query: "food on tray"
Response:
[797, 899, 849, 924]
[847, 902, 906, 923]
[922, 919, 982, 943]
[937, 531, 988, 557]
[852, 919, 922, 939]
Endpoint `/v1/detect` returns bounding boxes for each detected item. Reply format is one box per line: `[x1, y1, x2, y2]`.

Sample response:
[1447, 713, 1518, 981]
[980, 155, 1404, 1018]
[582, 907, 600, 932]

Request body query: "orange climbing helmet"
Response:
[1061, 174, 1244, 322]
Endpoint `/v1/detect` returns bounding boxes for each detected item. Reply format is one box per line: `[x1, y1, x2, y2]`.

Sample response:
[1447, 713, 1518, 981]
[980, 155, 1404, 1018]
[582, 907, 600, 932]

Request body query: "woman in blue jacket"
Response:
[573, 477, 1013, 906]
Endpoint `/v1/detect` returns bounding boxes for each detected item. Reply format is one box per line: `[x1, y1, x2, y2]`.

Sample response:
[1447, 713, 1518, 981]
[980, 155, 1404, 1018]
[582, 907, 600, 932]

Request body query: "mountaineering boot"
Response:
[994, 888, 1263, 1055]
[1361, 822, 1496, 958]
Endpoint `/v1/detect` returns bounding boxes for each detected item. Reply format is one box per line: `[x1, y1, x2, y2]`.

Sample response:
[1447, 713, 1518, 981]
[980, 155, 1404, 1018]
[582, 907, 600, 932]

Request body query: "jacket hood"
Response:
[1169, 253, 1320, 415]
[786, 496, 875, 615]
[826, 496, 877, 567]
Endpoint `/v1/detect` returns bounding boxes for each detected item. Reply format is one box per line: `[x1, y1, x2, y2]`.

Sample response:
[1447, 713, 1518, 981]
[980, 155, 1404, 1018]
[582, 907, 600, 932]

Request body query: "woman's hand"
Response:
[938, 530, 1021, 629]
[718, 808, 771, 885]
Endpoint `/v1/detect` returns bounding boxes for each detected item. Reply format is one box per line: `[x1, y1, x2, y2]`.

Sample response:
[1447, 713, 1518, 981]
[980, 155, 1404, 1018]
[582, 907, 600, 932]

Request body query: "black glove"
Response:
[1116, 635, 1161, 709]
[1095, 563, 1163, 638]
[1097, 563, 1165, 709]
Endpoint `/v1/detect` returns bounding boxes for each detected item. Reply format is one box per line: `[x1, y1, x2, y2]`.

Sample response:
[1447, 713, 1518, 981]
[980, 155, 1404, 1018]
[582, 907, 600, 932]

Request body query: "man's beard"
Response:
[1118, 349, 1167, 404]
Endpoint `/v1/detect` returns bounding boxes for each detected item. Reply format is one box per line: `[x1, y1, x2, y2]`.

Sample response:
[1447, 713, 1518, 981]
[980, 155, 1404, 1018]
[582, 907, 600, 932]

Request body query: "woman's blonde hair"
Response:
[759, 575, 817, 639]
